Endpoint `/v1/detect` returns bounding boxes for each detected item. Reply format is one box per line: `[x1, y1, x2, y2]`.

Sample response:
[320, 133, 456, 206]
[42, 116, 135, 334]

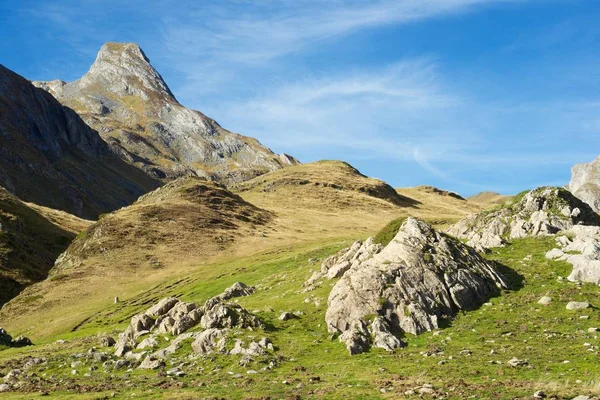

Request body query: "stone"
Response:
[279, 312, 296, 321]
[145, 297, 180, 317]
[0, 383, 9, 392]
[201, 302, 262, 330]
[191, 329, 227, 355]
[533, 390, 546, 399]
[137, 336, 159, 350]
[219, 282, 256, 301]
[567, 301, 590, 310]
[537, 296, 552, 306]
[10, 335, 32, 347]
[326, 218, 508, 354]
[100, 336, 116, 347]
[3, 369, 21, 383]
[569, 155, 600, 213]
[507, 358, 528, 367]
[138, 356, 165, 370]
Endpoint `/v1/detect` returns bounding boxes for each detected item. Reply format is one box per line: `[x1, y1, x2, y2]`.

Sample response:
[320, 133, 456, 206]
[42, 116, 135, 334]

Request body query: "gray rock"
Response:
[569, 155, 600, 213]
[99, 336, 116, 347]
[566, 301, 590, 310]
[537, 296, 552, 306]
[138, 356, 165, 370]
[201, 302, 262, 330]
[219, 282, 256, 301]
[145, 297, 180, 317]
[3, 369, 21, 383]
[0, 383, 9, 392]
[191, 328, 227, 355]
[279, 312, 296, 321]
[326, 218, 508, 354]
[507, 358, 528, 367]
[137, 336, 159, 350]
[304, 238, 383, 290]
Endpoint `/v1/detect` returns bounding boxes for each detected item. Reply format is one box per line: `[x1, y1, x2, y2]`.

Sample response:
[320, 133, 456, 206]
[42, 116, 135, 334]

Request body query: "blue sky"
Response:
[1, 0, 600, 196]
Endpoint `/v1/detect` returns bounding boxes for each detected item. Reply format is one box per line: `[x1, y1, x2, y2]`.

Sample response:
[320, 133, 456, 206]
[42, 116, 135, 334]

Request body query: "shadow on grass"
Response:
[492, 260, 525, 291]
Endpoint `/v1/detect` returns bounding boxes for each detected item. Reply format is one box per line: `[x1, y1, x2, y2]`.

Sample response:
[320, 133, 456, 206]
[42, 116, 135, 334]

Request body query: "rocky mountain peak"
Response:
[79, 42, 176, 103]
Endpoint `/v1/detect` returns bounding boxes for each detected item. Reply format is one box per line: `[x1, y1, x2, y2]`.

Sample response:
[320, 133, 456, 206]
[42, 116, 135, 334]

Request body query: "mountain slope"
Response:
[0, 178, 273, 336]
[0, 186, 91, 307]
[33, 42, 289, 183]
[467, 191, 510, 206]
[0, 64, 159, 219]
[396, 185, 481, 227]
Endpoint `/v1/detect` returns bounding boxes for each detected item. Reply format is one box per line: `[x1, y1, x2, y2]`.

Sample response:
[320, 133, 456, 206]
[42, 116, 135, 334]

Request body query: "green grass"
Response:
[2, 236, 600, 399]
[373, 217, 406, 246]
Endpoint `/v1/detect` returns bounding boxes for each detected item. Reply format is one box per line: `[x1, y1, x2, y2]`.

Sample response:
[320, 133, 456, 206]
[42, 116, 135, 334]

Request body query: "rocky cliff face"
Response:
[568, 156, 600, 213]
[33, 42, 288, 183]
[325, 218, 508, 354]
[0, 64, 159, 219]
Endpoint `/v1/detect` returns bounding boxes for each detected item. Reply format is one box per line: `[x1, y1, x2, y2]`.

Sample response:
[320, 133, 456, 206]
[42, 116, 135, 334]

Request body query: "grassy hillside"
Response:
[396, 185, 482, 228]
[0, 187, 91, 307]
[468, 191, 512, 207]
[0, 234, 599, 399]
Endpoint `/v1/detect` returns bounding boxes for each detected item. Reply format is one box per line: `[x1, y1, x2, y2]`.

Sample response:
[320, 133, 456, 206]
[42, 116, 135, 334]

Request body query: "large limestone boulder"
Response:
[569, 156, 600, 213]
[448, 187, 600, 251]
[325, 218, 508, 354]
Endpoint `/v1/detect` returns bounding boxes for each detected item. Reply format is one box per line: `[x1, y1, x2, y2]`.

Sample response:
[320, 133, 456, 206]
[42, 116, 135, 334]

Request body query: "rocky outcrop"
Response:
[33, 42, 288, 184]
[569, 156, 600, 213]
[448, 187, 600, 251]
[303, 237, 382, 291]
[546, 226, 600, 284]
[0, 64, 159, 219]
[325, 218, 508, 354]
[111, 282, 272, 365]
[0, 328, 32, 348]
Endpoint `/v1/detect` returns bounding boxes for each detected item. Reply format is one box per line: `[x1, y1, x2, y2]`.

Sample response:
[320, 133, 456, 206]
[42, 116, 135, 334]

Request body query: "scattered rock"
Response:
[138, 356, 165, 370]
[279, 312, 296, 321]
[507, 357, 528, 367]
[100, 336, 116, 347]
[566, 301, 590, 310]
[537, 296, 552, 306]
[0, 383, 10, 392]
[326, 218, 508, 354]
[533, 390, 547, 398]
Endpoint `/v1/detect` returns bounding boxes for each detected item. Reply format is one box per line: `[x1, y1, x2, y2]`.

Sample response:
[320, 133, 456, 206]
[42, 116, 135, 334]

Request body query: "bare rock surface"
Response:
[303, 237, 382, 291]
[325, 217, 508, 354]
[569, 155, 600, 213]
[448, 187, 600, 251]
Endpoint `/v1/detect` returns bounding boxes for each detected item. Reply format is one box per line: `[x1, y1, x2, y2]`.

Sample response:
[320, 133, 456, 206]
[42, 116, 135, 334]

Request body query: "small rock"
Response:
[566, 301, 589, 310]
[507, 357, 528, 367]
[279, 312, 296, 321]
[572, 396, 590, 400]
[100, 336, 116, 347]
[533, 390, 546, 398]
[588, 327, 600, 333]
[0, 384, 10, 392]
[537, 296, 552, 306]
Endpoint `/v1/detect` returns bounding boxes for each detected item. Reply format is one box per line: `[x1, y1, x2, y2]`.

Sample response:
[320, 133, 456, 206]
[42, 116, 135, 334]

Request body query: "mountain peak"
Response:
[79, 42, 176, 102]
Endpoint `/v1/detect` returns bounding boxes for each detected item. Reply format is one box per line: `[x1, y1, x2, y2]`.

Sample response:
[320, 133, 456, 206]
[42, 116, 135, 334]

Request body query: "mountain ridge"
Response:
[32, 42, 292, 184]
